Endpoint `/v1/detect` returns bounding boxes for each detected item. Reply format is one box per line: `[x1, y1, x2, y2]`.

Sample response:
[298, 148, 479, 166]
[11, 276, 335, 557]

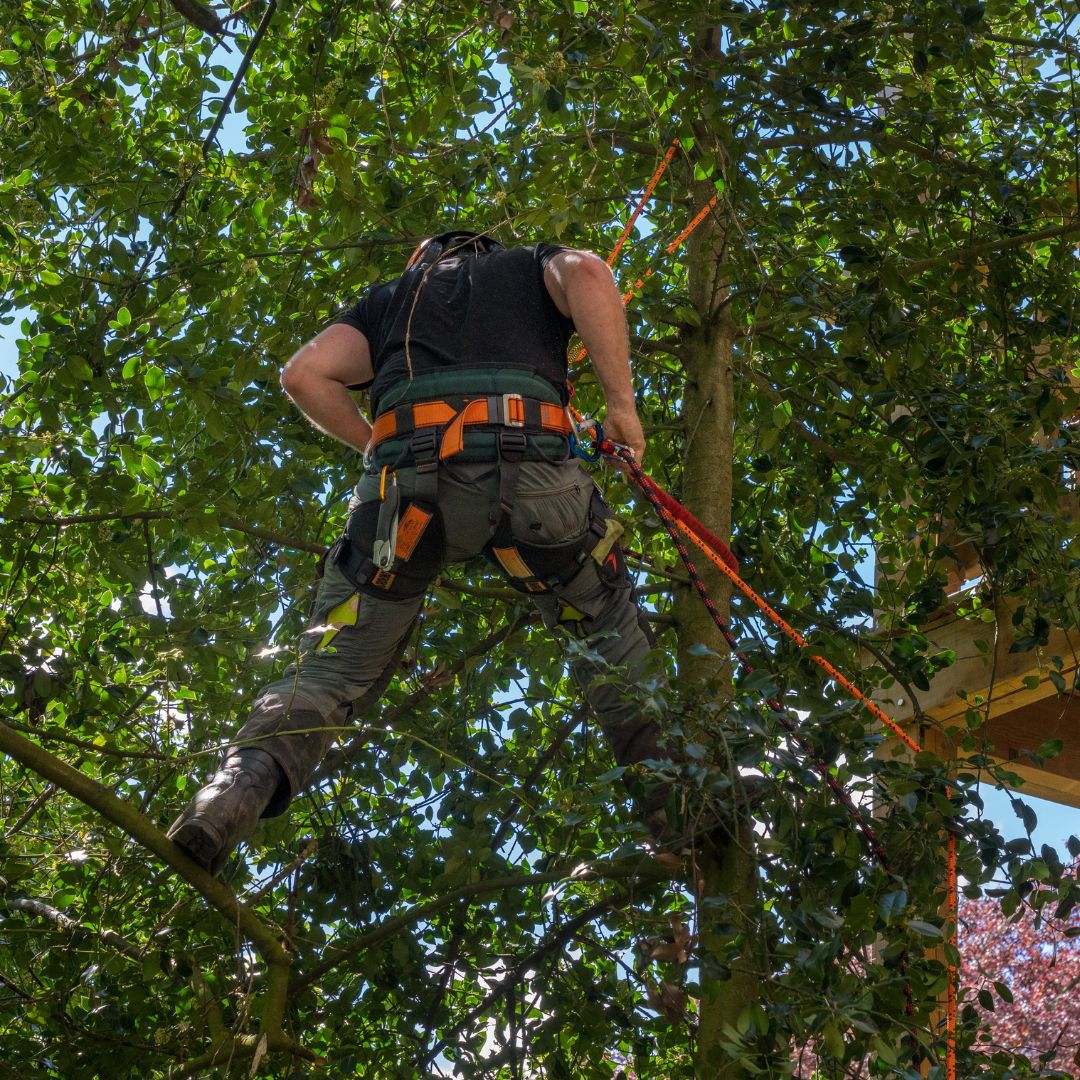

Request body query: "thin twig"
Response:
[200, 0, 276, 157]
[7, 509, 326, 555]
[293, 856, 672, 990]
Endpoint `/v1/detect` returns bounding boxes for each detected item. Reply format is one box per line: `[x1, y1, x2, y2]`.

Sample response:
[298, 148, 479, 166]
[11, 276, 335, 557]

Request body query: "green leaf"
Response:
[907, 920, 943, 939]
[66, 356, 93, 380]
[878, 889, 907, 921]
[143, 365, 165, 398]
[1035, 738, 1063, 760]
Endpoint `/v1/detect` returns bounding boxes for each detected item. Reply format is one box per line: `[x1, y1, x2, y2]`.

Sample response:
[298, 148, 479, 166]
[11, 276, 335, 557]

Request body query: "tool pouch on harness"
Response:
[330, 478, 445, 601]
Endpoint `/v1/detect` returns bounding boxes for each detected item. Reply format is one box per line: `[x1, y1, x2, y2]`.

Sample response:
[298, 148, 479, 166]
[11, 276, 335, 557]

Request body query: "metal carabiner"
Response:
[567, 411, 602, 462]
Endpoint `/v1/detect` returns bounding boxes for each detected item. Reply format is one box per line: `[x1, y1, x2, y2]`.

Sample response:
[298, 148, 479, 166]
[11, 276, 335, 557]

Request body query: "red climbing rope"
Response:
[605, 447, 960, 1073]
[600, 439, 921, 1020]
[636, 472, 739, 574]
[588, 152, 957, 1069]
[600, 440, 911, 868]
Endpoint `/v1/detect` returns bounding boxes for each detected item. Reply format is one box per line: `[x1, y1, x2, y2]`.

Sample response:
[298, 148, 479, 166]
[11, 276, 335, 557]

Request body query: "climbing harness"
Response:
[368, 394, 572, 459]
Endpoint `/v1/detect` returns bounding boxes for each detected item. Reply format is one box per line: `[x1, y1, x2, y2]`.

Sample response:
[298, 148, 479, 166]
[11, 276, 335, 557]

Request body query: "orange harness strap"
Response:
[369, 396, 572, 459]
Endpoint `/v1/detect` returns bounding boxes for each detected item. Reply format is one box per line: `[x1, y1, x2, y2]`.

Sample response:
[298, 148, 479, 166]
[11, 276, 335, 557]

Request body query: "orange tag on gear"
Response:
[492, 546, 547, 592]
[371, 568, 397, 590]
[394, 504, 433, 562]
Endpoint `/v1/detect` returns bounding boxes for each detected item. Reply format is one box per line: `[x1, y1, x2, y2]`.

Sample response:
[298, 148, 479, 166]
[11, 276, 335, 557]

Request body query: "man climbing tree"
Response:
[167, 230, 699, 873]
[10, 3, 1080, 1074]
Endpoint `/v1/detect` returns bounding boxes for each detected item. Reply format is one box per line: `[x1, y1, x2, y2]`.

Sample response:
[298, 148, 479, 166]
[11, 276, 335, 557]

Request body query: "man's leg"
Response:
[492, 462, 748, 848]
[168, 554, 425, 870]
[531, 554, 666, 768]
[487, 462, 668, 788]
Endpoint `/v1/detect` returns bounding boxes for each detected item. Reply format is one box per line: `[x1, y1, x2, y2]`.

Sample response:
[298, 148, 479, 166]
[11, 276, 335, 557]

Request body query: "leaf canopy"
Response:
[2, 0, 1080, 1076]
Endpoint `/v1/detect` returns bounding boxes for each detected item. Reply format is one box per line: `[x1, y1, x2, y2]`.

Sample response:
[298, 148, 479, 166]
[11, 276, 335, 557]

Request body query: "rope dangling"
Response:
[598, 439, 899, 874]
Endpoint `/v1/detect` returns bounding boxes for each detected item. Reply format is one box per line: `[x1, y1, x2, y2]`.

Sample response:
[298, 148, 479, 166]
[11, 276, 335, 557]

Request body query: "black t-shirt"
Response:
[336, 243, 574, 415]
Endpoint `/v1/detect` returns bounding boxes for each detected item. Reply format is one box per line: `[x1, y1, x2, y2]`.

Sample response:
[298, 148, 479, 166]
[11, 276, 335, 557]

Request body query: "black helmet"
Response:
[404, 230, 503, 270]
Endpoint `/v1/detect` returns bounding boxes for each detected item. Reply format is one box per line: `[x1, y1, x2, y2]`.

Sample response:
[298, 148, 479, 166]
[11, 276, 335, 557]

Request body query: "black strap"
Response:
[411, 430, 439, 505]
[495, 430, 528, 525]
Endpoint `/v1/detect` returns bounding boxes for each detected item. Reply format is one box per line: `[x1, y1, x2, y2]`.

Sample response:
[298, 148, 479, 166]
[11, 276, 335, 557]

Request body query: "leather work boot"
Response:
[167, 748, 283, 875]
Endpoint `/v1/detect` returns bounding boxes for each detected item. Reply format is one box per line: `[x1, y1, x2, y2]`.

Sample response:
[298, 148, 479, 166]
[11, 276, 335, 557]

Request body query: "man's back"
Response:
[339, 243, 574, 415]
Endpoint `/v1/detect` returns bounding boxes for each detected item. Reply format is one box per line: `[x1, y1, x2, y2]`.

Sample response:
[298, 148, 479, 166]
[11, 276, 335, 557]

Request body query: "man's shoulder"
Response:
[497, 241, 572, 270]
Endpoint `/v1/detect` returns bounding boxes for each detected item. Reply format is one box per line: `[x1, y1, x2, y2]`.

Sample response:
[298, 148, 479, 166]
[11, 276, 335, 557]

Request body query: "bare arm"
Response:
[543, 249, 645, 462]
[279, 323, 374, 453]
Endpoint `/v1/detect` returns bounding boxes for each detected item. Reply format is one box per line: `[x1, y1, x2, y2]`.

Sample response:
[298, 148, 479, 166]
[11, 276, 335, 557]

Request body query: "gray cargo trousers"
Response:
[231, 457, 664, 818]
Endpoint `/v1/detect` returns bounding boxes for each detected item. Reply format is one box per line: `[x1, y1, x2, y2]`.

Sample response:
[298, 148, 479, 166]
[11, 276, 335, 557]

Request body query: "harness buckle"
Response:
[500, 393, 526, 428]
[498, 430, 528, 460]
[411, 430, 439, 470]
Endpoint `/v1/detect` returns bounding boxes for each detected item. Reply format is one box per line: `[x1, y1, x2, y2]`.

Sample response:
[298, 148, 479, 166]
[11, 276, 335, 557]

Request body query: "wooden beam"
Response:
[870, 599, 1080, 807]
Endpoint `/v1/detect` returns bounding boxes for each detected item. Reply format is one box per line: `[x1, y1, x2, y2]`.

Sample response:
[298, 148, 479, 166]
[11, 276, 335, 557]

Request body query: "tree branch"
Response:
[311, 612, 534, 785]
[756, 126, 985, 176]
[983, 32, 1080, 60]
[422, 897, 615, 1070]
[168, 0, 276, 215]
[200, 0, 276, 156]
[434, 575, 521, 604]
[632, 334, 685, 355]
[0, 721, 289, 967]
[0, 720, 177, 762]
[758, 124, 878, 149]
[904, 218, 1080, 276]
[170, 1030, 321, 1080]
[2, 892, 144, 962]
[6, 509, 327, 555]
[293, 856, 673, 991]
[167, 0, 226, 37]
[739, 368, 848, 465]
[3, 782, 56, 838]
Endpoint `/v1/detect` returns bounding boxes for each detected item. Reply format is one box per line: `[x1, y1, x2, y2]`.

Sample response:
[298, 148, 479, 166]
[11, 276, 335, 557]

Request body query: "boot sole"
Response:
[168, 817, 225, 872]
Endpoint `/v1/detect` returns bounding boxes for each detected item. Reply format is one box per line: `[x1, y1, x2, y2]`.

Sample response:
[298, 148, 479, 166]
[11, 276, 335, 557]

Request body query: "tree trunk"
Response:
[673, 180, 759, 1079]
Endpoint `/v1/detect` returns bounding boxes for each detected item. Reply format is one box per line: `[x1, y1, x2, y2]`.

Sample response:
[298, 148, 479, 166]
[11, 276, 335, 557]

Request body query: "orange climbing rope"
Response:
[571, 141, 712, 369]
[605, 139, 680, 268]
[593, 153, 959, 1080]
[671, 485, 959, 1080]
[671, 510, 920, 753]
[620, 193, 720, 305]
